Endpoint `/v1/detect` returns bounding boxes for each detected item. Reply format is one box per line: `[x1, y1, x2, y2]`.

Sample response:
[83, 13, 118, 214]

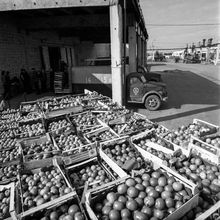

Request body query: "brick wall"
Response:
[0, 15, 76, 93]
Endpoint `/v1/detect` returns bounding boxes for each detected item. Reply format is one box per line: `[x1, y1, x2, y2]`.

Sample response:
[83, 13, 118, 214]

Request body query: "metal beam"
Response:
[0, 0, 114, 12]
[16, 14, 110, 30]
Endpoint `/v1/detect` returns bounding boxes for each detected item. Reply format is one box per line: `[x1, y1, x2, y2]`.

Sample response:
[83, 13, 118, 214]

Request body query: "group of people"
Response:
[1, 68, 49, 101]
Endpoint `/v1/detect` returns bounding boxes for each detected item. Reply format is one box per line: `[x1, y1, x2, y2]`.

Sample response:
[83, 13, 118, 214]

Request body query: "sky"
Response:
[139, 0, 220, 50]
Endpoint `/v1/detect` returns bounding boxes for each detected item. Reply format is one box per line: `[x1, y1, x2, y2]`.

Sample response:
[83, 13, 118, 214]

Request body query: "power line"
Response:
[147, 23, 220, 27]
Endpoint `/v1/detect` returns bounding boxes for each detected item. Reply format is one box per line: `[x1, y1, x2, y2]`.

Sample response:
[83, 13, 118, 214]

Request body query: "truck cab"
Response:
[126, 72, 168, 111]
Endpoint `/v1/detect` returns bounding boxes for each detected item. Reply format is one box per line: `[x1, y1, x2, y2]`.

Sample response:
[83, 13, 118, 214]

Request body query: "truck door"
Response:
[129, 76, 144, 102]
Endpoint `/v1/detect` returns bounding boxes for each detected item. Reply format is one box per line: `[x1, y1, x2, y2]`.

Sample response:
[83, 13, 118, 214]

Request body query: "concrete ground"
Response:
[128, 62, 220, 129]
[6, 62, 220, 131]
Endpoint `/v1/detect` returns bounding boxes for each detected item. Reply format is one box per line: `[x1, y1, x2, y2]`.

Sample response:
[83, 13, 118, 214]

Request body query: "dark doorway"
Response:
[48, 47, 61, 71]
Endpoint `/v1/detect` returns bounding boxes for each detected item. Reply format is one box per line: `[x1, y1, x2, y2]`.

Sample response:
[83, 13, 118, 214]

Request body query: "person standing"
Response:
[1, 71, 6, 98]
[5, 71, 11, 99]
[20, 68, 31, 100]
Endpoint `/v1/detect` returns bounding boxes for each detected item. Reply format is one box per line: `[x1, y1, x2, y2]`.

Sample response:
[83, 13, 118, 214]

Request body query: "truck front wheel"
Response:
[144, 95, 161, 111]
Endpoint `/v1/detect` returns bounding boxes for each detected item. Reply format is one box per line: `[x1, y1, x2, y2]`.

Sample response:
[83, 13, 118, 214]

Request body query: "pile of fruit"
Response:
[93, 171, 193, 220]
[47, 118, 72, 132]
[103, 141, 145, 171]
[21, 140, 59, 161]
[0, 145, 20, 163]
[0, 90, 219, 220]
[69, 163, 113, 189]
[0, 187, 11, 219]
[29, 202, 85, 220]
[0, 164, 21, 182]
[0, 138, 17, 150]
[85, 129, 118, 142]
[15, 122, 45, 138]
[20, 167, 72, 210]
[21, 104, 39, 113]
[53, 132, 88, 152]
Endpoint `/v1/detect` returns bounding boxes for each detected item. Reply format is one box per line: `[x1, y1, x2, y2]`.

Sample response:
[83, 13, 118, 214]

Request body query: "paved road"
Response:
[129, 62, 220, 130]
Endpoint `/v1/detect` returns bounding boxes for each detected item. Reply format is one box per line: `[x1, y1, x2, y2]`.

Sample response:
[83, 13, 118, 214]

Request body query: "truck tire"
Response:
[144, 95, 161, 111]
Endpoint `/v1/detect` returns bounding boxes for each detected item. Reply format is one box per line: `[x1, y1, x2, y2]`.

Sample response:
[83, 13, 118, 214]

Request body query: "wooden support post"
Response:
[143, 39, 147, 65]
[128, 26, 137, 73]
[110, 3, 123, 105]
[137, 34, 142, 67]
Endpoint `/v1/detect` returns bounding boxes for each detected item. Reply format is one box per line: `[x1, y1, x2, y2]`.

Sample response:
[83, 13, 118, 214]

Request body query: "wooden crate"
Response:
[65, 155, 126, 197]
[195, 200, 220, 220]
[18, 158, 74, 216]
[189, 137, 220, 165]
[85, 126, 119, 143]
[100, 136, 150, 174]
[20, 100, 41, 116]
[62, 143, 98, 166]
[0, 182, 16, 220]
[19, 133, 61, 163]
[0, 160, 21, 185]
[85, 167, 199, 220]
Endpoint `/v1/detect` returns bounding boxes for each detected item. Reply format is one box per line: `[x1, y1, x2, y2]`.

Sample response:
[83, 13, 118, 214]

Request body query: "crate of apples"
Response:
[20, 134, 60, 162]
[19, 161, 73, 214]
[18, 112, 43, 123]
[66, 157, 119, 195]
[22, 192, 86, 220]
[0, 145, 21, 164]
[0, 130, 16, 139]
[14, 119, 46, 139]
[0, 121, 18, 132]
[85, 127, 119, 143]
[0, 183, 16, 220]
[52, 131, 89, 153]
[86, 168, 198, 220]
[69, 111, 101, 131]
[20, 101, 40, 115]
[101, 137, 147, 174]
[0, 163, 21, 184]
[0, 138, 17, 150]
[46, 115, 73, 133]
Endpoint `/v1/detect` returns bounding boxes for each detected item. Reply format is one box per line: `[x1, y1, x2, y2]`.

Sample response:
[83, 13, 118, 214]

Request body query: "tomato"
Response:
[172, 182, 183, 192]
[50, 211, 59, 220]
[113, 201, 124, 211]
[167, 176, 175, 185]
[126, 199, 138, 211]
[95, 203, 103, 213]
[125, 178, 136, 187]
[142, 173, 150, 181]
[107, 192, 118, 204]
[141, 205, 152, 217]
[155, 198, 165, 210]
[175, 201, 183, 209]
[155, 186, 163, 193]
[148, 190, 159, 199]
[164, 185, 174, 192]
[135, 198, 144, 208]
[118, 196, 127, 204]
[158, 177, 167, 187]
[102, 206, 112, 215]
[165, 198, 175, 208]
[152, 172, 161, 179]
[145, 186, 154, 194]
[133, 211, 148, 220]
[149, 178, 158, 187]
[167, 207, 176, 214]
[68, 205, 80, 217]
[153, 209, 165, 219]
[63, 215, 73, 220]
[161, 191, 172, 200]
[117, 184, 128, 195]
[135, 184, 145, 191]
[121, 208, 131, 218]
[142, 180, 150, 188]
[144, 196, 155, 207]
[74, 212, 85, 220]
[134, 177, 142, 184]
[109, 210, 120, 220]
[138, 191, 147, 199]
[127, 187, 139, 198]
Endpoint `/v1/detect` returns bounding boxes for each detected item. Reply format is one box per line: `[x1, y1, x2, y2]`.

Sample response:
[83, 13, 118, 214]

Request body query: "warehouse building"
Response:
[0, 0, 148, 104]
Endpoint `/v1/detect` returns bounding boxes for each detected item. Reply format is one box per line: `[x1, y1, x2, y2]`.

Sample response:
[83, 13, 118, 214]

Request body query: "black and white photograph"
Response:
[0, 0, 219, 219]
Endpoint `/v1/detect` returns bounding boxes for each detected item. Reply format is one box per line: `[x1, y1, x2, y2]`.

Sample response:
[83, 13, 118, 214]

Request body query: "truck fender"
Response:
[142, 91, 162, 103]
